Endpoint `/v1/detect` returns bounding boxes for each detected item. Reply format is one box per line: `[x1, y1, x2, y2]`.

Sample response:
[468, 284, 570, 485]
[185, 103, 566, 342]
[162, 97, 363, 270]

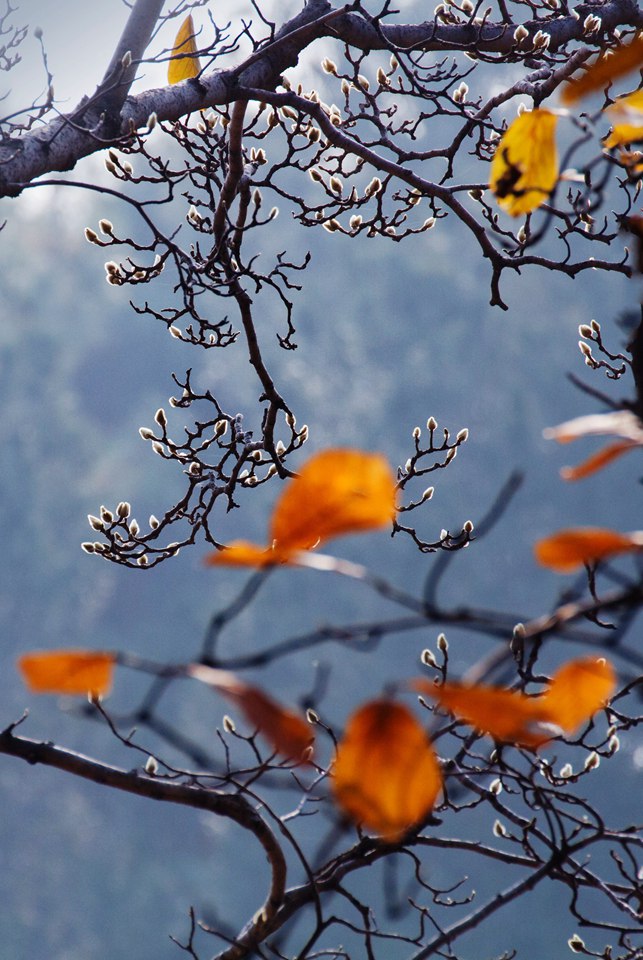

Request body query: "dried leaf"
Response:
[332, 699, 442, 841]
[489, 110, 559, 216]
[534, 527, 643, 571]
[187, 664, 313, 763]
[168, 14, 201, 85]
[18, 650, 114, 697]
[562, 34, 643, 105]
[416, 679, 548, 748]
[560, 440, 639, 480]
[543, 657, 615, 733]
[205, 449, 397, 568]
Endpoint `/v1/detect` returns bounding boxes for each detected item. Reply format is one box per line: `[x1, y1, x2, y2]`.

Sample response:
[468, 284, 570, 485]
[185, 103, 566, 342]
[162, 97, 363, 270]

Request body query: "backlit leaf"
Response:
[188, 664, 313, 763]
[543, 410, 643, 444]
[205, 449, 397, 567]
[333, 700, 442, 841]
[543, 657, 615, 733]
[168, 14, 201, 85]
[562, 34, 643, 104]
[603, 89, 643, 147]
[489, 110, 558, 216]
[416, 679, 548, 748]
[534, 527, 643, 571]
[559, 440, 639, 481]
[416, 655, 616, 747]
[19, 650, 114, 697]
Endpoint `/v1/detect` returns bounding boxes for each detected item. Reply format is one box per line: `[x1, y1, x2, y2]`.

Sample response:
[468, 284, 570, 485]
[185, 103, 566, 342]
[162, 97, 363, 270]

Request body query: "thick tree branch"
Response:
[1, 0, 643, 197]
[0, 724, 287, 960]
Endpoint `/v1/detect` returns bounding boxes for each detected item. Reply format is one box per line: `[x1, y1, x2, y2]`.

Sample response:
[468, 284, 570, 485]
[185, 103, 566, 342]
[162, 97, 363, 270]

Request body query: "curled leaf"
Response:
[489, 110, 559, 216]
[18, 650, 114, 697]
[562, 34, 643, 105]
[168, 14, 201, 85]
[333, 700, 442, 841]
[205, 449, 397, 568]
[188, 664, 313, 763]
[534, 527, 643, 571]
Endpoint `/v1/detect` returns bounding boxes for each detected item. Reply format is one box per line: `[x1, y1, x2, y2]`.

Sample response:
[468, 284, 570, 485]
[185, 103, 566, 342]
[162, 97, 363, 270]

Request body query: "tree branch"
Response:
[0, 723, 287, 960]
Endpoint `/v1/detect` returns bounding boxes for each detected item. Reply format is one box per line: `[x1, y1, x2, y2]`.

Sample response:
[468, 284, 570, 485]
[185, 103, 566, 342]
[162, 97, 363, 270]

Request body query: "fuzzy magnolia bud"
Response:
[421, 648, 437, 667]
[321, 57, 338, 75]
[139, 427, 155, 440]
[568, 935, 585, 953]
[84, 227, 99, 243]
[117, 501, 131, 519]
[437, 633, 448, 653]
[154, 408, 167, 429]
[427, 416, 438, 431]
[364, 177, 382, 197]
[145, 756, 158, 775]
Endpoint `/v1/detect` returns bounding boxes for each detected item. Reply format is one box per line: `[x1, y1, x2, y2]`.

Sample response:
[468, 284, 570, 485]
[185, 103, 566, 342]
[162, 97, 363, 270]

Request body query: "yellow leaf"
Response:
[603, 89, 643, 147]
[18, 650, 114, 697]
[543, 657, 615, 733]
[562, 34, 643, 105]
[205, 449, 397, 567]
[534, 527, 643, 572]
[168, 14, 201, 85]
[416, 679, 548, 748]
[489, 110, 559, 216]
[332, 700, 442, 841]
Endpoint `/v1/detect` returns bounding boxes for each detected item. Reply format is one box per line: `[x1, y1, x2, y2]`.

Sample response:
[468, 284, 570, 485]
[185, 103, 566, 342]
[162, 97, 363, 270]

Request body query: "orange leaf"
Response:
[168, 14, 201, 85]
[562, 34, 643, 105]
[205, 449, 397, 567]
[542, 657, 615, 733]
[560, 440, 639, 481]
[226, 686, 313, 763]
[416, 679, 548, 748]
[204, 541, 283, 568]
[534, 527, 643, 571]
[489, 110, 559, 216]
[187, 664, 313, 763]
[332, 699, 442, 841]
[18, 650, 114, 697]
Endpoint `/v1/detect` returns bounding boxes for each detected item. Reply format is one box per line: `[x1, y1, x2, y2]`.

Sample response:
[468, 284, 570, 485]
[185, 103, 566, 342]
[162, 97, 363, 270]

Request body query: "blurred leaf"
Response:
[168, 14, 201, 85]
[188, 664, 313, 763]
[416, 679, 548, 748]
[560, 440, 639, 480]
[18, 650, 114, 697]
[205, 449, 397, 567]
[332, 699, 442, 841]
[534, 527, 643, 571]
[416, 656, 616, 746]
[603, 89, 643, 147]
[489, 110, 558, 216]
[562, 34, 643, 104]
[544, 410, 643, 444]
[544, 657, 615, 732]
